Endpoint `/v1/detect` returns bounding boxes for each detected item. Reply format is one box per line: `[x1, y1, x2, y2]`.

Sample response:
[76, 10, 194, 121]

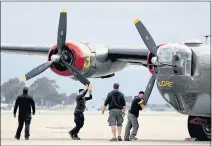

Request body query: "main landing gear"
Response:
[187, 115, 211, 141]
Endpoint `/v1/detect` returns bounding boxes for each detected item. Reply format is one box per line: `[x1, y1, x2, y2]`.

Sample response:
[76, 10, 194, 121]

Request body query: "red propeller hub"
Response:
[48, 42, 85, 76]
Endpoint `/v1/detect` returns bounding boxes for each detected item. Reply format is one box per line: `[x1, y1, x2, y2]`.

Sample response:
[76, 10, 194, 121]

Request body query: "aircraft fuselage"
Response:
[156, 44, 211, 117]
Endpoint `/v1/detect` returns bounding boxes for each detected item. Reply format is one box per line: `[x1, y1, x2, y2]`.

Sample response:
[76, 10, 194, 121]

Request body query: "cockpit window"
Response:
[157, 47, 173, 63]
[157, 44, 192, 76]
[173, 44, 192, 76]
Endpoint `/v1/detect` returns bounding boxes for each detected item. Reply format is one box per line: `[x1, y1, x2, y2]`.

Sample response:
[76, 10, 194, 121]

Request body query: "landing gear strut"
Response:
[188, 115, 211, 141]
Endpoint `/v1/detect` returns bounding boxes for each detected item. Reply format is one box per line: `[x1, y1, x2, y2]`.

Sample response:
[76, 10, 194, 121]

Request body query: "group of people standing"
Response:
[13, 83, 145, 141]
[102, 83, 145, 141]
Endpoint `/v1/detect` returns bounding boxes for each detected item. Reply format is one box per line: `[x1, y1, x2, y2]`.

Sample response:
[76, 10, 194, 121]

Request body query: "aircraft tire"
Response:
[187, 115, 211, 141]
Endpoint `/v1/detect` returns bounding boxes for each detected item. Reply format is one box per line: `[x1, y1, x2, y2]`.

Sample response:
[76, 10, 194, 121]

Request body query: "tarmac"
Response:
[1, 110, 210, 145]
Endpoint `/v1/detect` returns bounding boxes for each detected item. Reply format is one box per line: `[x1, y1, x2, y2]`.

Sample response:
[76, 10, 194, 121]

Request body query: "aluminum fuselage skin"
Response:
[156, 44, 210, 117]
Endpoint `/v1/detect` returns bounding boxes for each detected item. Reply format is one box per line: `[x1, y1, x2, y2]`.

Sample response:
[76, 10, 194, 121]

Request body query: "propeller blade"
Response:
[57, 8, 67, 53]
[140, 74, 156, 108]
[134, 18, 157, 56]
[23, 61, 53, 81]
[61, 60, 91, 86]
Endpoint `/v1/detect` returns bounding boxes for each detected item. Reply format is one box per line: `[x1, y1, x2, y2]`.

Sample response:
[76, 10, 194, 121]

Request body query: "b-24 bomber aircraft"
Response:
[1, 9, 211, 141]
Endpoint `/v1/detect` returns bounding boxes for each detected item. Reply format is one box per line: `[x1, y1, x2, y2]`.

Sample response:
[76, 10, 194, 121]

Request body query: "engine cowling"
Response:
[47, 42, 85, 76]
[146, 44, 166, 74]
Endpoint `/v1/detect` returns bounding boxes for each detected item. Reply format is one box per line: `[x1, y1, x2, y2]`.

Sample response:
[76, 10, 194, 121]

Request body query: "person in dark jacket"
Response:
[69, 84, 92, 140]
[124, 91, 144, 141]
[102, 83, 126, 141]
[13, 87, 35, 140]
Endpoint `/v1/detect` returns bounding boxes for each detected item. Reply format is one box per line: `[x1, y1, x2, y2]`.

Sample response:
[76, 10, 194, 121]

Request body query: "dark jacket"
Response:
[75, 89, 92, 112]
[129, 96, 143, 118]
[104, 90, 126, 110]
[13, 94, 35, 115]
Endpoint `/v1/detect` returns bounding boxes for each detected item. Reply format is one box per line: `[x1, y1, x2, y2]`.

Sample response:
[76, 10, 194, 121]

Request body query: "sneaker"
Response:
[14, 136, 20, 140]
[109, 137, 117, 141]
[117, 136, 122, 141]
[73, 135, 80, 140]
[68, 131, 74, 139]
[25, 137, 29, 140]
[130, 137, 138, 140]
[124, 138, 131, 141]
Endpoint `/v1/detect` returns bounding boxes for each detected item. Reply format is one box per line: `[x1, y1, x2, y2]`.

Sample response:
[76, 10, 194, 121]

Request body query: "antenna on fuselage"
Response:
[204, 35, 211, 45]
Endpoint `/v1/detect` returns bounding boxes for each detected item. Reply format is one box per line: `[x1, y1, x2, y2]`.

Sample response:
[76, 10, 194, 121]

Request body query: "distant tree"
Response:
[58, 93, 69, 105]
[29, 77, 60, 106]
[1, 78, 25, 103]
[1, 76, 79, 106]
[67, 93, 77, 105]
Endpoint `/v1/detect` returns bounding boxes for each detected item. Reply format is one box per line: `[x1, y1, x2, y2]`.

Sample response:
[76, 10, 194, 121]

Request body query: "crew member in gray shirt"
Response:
[69, 84, 92, 140]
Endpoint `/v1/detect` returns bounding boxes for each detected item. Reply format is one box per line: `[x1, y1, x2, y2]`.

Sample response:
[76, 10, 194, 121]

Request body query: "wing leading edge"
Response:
[1, 44, 150, 67]
[1, 44, 50, 56]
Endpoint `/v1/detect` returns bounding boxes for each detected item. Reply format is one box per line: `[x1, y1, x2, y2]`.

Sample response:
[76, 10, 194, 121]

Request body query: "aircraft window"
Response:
[178, 59, 191, 76]
[185, 60, 191, 76]
[173, 44, 192, 76]
[157, 47, 173, 63]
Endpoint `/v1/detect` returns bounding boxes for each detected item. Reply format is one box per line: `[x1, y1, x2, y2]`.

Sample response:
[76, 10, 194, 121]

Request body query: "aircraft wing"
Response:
[108, 45, 149, 67]
[0, 44, 50, 56]
[1, 44, 150, 67]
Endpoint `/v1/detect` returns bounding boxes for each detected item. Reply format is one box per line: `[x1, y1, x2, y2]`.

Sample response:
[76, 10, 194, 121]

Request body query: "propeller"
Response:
[57, 9, 67, 54]
[61, 60, 90, 85]
[140, 74, 156, 108]
[23, 61, 53, 81]
[134, 18, 158, 107]
[23, 9, 91, 87]
[134, 19, 157, 56]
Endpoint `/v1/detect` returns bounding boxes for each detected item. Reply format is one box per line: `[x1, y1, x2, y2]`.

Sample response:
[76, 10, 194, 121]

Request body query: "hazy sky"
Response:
[1, 2, 210, 107]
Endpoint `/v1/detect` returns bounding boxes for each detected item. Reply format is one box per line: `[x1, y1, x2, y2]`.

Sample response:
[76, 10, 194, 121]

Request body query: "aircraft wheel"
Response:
[188, 115, 211, 141]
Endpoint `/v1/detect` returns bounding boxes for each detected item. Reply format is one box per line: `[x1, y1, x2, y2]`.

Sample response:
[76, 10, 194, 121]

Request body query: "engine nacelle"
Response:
[146, 44, 166, 74]
[47, 42, 85, 76]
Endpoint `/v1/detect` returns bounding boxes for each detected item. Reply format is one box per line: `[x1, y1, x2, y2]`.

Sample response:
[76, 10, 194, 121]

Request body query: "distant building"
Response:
[146, 104, 174, 111]
[1, 103, 9, 110]
[1, 93, 6, 103]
